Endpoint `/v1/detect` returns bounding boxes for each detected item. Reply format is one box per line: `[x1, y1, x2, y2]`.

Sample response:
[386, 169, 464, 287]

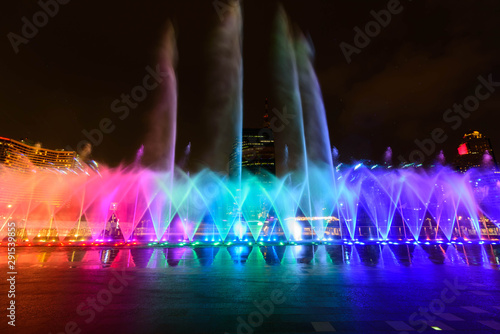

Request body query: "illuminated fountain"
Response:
[1, 161, 499, 245]
[1, 3, 499, 246]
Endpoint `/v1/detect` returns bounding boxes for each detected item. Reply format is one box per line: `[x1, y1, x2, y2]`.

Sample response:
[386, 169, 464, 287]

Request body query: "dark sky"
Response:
[1, 0, 500, 169]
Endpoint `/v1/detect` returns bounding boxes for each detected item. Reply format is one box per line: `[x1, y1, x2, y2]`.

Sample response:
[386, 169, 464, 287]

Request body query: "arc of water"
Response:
[337, 168, 365, 239]
[397, 170, 436, 240]
[360, 168, 402, 240]
[240, 175, 273, 241]
[268, 174, 302, 241]
[427, 168, 460, 241]
[173, 170, 212, 241]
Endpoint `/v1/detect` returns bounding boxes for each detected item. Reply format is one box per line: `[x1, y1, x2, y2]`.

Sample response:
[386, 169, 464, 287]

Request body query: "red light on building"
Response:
[458, 143, 468, 155]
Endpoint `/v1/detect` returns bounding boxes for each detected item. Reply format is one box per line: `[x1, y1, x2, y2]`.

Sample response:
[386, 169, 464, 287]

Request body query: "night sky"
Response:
[1, 0, 500, 170]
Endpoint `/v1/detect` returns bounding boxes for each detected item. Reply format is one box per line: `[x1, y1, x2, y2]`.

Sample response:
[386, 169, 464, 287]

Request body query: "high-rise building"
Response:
[229, 99, 276, 181]
[241, 128, 276, 177]
[454, 131, 497, 172]
[0, 137, 76, 172]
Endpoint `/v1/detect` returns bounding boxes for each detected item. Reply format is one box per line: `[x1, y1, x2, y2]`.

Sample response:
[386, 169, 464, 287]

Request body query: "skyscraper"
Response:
[229, 99, 276, 181]
[454, 131, 497, 172]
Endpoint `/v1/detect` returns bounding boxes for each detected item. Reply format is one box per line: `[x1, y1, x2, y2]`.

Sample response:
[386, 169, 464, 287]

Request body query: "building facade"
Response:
[454, 131, 497, 173]
[229, 99, 276, 181]
[240, 128, 276, 177]
[0, 137, 75, 171]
